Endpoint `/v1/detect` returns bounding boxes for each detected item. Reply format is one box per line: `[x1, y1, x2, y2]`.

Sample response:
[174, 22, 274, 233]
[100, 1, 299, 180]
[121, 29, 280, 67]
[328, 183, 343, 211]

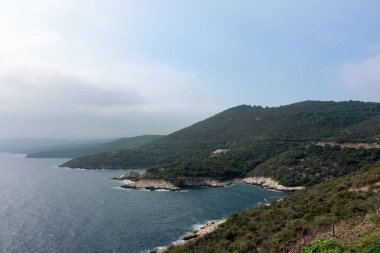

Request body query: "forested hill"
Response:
[27, 135, 162, 158]
[61, 101, 380, 176]
[160, 100, 380, 144]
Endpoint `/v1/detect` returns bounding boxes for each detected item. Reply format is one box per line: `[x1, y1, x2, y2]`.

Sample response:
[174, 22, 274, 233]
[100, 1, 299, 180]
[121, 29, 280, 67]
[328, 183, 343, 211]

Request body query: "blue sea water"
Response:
[0, 153, 286, 253]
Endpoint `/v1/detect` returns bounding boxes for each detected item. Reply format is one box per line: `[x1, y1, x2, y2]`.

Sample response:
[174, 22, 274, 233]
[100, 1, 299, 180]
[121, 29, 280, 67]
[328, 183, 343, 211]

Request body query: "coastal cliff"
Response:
[242, 176, 304, 191]
[121, 179, 180, 191]
[117, 174, 234, 191]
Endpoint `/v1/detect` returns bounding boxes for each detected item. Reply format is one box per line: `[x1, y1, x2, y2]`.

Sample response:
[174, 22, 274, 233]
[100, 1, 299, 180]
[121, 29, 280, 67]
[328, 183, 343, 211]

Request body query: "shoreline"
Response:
[117, 176, 303, 192]
[117, 173, 236, 191]
[242, 176, 305, 191]
[151, 219, 227, 253]
[121, 179, 180, 191]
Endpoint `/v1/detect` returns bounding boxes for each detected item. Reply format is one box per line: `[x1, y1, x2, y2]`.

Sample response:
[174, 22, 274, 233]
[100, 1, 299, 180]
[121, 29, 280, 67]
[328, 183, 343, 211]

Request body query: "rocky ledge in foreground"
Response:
[151, 219, 227, 253]
[121, 179, 180, 191]
[242, 176, 305, 191]
[182, 219, 227, 241]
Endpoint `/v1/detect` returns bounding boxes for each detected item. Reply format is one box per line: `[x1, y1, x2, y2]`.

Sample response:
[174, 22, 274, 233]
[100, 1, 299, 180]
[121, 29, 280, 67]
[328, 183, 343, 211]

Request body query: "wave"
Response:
[191, 221, 210, 231]
[153, 189, 170, 192]
[121, 179, 133, 185]
[268, 188, 282, 192]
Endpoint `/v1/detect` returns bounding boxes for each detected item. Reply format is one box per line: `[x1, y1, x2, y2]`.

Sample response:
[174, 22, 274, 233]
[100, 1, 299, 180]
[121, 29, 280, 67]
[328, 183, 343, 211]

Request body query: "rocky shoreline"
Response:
[114, 172, 304, 192]
[121, 179, 180, 191]
[115, 172, 234, 191]
[242, 176, 304, 191]
[151, 219, 227, 253]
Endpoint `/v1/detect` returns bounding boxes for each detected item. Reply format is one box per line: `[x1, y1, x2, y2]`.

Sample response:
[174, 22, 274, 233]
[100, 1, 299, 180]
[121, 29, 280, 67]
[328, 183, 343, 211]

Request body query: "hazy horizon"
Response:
[1, 1, 380, 139]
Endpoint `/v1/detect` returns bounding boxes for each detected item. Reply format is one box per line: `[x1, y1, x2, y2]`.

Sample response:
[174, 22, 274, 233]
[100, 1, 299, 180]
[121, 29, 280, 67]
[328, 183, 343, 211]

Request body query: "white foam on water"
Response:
[122, 179, 133, 184]
[268, 188, 282, 192]
[138, 188, 150, 192]
[112, 187, 125, 190]
[154, 189, 170, 192]
[172, 238, 186, 246]
[191, 220, 213, 231]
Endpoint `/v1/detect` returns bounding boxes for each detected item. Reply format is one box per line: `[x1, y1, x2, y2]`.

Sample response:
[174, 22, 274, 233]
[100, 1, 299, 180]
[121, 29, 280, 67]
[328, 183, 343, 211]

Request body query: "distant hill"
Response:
[0, 138, 114, 154]
[61, 101, 380, 182]
[27, 135, 162, 158]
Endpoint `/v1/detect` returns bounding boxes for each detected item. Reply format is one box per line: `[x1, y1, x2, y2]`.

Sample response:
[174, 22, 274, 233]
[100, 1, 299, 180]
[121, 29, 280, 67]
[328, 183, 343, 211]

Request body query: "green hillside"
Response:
[166, 166, 380, 253]
[27, 135, 162, 158]
[61, 101, 380, 178]
[248, 144, 380, 187]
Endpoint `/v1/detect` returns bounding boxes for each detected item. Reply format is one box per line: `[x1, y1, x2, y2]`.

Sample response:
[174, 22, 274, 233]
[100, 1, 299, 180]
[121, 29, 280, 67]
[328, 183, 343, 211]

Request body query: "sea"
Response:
[0, 153, 286, 253]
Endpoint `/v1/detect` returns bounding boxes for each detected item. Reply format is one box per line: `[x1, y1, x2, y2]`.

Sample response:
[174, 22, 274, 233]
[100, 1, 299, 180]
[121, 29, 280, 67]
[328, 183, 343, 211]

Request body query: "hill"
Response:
[61, 101, 380, 181]
[166, 166, 380, 253]
[0, 138, 115, 154]
[27, 135, 162, 158]
[248, 144, 380, 187]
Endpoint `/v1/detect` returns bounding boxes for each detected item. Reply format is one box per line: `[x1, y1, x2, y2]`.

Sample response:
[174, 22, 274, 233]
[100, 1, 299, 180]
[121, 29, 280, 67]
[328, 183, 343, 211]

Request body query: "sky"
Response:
[1, 0, 380, 139]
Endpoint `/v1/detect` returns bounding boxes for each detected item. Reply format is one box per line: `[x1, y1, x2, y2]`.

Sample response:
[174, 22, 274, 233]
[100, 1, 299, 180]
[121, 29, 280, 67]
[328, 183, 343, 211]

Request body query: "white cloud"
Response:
[0, 49, 218, 138]
[337, 54, 380, 101]
[0, 0, 220, 138]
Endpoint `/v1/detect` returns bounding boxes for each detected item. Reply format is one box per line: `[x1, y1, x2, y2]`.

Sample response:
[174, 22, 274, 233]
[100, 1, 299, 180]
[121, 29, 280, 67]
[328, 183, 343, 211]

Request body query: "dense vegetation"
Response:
[145, 141, 293, 181]
[167, 166, 380, 253]
[62, 101, 380, 182]
[249, 144, 380, 187]
[27, 135, 162, 158]
[302, 233, 380, 253]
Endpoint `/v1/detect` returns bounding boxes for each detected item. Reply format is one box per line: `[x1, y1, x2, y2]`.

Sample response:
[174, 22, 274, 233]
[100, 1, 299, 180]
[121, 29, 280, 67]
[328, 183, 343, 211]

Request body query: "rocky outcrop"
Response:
[151, 219, 226, 253]
[121, 179, 180, 191]
[173, 177, 233, 188]
[183, 219, 226, 241]
[113, 171, 141, 180]
[210, 149, 229, 157]
[242, 177, 304, 191]
[316, 142, 380, 149]
[121, 177, 234, 191]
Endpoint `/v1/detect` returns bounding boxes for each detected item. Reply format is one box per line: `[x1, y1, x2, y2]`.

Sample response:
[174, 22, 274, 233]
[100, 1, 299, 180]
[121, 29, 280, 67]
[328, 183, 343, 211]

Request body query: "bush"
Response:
[301, 239, 352, 253]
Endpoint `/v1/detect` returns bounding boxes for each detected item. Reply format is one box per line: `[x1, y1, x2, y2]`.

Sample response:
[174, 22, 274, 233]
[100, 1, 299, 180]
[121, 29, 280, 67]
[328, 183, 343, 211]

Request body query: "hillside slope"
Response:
[166, 166, 380, 253]
[61, 101, 380, 177]
[27, 135, 162, 158]
[248, 144, 380, 187]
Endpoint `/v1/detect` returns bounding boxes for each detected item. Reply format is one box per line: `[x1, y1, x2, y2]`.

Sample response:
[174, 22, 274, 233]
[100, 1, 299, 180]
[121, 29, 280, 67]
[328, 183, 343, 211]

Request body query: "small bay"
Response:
[0, 153, 286, 253]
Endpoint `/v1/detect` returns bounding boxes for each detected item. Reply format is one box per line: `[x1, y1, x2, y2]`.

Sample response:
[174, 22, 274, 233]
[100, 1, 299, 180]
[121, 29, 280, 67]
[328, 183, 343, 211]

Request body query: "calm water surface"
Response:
[0, 153, 286, 253]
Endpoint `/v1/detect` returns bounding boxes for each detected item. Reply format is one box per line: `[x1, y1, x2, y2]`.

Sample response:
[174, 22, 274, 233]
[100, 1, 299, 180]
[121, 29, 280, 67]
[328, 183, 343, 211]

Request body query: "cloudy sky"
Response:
[1, 0, 380, 139]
